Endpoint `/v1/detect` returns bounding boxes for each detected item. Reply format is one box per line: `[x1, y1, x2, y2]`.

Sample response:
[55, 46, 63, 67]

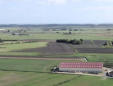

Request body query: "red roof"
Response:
[59, 62, 103, 69]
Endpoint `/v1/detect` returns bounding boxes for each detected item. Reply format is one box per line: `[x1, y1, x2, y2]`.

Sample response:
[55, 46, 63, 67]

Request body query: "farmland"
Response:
[0, 26, 113, 60]
[0, 70, 113, 86]
[0, 25, 113, 86]
[10, 40, 113, 57]
[0, 42, 47, 56]
[0, 26, 113, 41]
[0, 59, 112, 86]
[0, 25, 113, 60]
[77, 48, 113, 53]
[15, 42, 75, 55]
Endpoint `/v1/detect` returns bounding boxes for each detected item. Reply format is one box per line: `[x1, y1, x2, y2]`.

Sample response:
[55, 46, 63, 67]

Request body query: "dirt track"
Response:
[0, 56, 83, 61]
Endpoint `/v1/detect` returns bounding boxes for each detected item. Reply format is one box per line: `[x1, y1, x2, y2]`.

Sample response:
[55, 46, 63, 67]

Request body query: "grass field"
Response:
[74, 53, 113, 62]
[0, 59, 112, 86]
[0, 29, 113, 40]
[0, 71, 113, 86]
[0, 28, 113, 86]
[0, 42, 47, 56]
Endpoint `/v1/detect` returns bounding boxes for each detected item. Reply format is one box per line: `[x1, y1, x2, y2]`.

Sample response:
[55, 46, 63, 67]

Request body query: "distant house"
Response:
[12, 33, 28, 36]
[59, 62, 103, 74]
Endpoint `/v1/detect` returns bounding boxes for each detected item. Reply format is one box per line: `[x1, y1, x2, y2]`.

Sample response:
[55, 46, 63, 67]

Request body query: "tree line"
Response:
[56, 39, 83, 45]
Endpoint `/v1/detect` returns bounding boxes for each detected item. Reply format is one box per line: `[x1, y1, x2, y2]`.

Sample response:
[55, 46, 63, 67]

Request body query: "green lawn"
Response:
[0, 59, 112, 86]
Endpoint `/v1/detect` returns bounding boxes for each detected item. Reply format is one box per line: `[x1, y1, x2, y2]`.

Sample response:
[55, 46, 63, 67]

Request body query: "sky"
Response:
[0, 0, 113, 24]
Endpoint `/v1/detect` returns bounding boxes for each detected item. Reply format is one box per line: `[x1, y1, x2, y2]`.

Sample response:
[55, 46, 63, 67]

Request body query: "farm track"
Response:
[0, 56, 83, 60]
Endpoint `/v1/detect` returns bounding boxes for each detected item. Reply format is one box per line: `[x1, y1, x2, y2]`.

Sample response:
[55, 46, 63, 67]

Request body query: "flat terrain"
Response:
[0, 59, 82, 72]
[0, 27, 113, 86]
[74, 53, 113, 62]
[15, 42, 75, 55]
[0, 59, 112, 86]
[13, 40, 113, 56]
[0, 28, 113, 40]
[0, 42, 47, 56]
[0, 71, 113, 86]
[71, 40, 106, 48]
[77, 48, 113, 53]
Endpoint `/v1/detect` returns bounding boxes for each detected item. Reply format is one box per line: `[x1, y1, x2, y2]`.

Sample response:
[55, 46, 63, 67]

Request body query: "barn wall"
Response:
[59, 68, 102, 73]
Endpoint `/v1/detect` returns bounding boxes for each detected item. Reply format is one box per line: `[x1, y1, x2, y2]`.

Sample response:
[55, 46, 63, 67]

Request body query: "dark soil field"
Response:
[70, 40, 106, 48]
[93, 40, 107, 47]
[15, 42, 75, 55]
[70, 40, 94, 48]
[75, 40, 113, 53]
[77, 48, 113, 53]
[13, 40, 113, 55]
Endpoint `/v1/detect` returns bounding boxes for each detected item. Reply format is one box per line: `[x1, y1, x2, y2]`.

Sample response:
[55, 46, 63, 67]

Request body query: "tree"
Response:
[0, 39, 3, 42]
[56, 39, 83, 45]
[80, 39, 83, 44]
[69, 32, 72, 34]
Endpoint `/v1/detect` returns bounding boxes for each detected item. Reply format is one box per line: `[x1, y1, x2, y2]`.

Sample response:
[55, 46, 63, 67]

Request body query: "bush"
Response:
[104, 62, 113, 68]
[0, 39, 3, 42]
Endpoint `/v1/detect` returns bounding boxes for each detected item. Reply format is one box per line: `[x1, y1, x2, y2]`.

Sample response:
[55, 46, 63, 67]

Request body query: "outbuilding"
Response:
[59, 62, 103, 74]
[106, 71, 113, 77]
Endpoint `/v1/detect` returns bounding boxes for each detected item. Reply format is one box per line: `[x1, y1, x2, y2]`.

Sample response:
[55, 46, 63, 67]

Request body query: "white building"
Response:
[59, 62, 103, 73]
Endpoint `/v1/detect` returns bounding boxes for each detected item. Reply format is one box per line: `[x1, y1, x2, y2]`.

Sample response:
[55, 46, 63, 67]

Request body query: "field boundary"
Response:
[0, 56, 85, 61]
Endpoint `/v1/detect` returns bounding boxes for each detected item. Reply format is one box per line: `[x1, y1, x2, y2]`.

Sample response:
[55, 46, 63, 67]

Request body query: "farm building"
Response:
[106, 70, 113, 77]
[59, 62, 103, 74]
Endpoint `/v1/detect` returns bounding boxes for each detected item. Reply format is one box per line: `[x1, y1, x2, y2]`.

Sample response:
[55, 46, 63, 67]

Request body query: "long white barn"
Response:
[59, 62, 103, 73]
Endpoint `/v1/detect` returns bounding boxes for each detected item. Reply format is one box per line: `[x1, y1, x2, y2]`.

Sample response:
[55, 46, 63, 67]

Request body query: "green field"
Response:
[0, 59, 112, 86]
[0, 71, 113, 86]
[0, 28, 113, 86]
[74, 53, 113, 62]
[0, 29, 113, 40]
[0, 42, 47, 56]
